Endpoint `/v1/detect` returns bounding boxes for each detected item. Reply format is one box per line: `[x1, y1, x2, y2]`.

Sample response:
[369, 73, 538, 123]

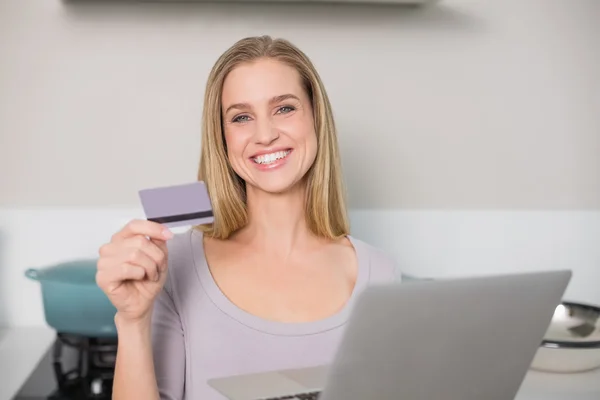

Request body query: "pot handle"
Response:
[25, 268, 40, 281]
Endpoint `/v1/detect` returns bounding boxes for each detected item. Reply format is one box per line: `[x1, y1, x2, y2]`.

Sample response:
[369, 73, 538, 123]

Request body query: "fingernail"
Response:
[162, 229, 173, 239]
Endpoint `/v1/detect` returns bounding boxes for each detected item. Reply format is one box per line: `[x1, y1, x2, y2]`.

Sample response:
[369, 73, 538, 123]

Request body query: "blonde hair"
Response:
[195, 35, 349, 240]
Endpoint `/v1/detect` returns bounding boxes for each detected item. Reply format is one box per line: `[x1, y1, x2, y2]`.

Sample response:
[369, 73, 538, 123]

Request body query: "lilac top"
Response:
[151, 229, 399, 400]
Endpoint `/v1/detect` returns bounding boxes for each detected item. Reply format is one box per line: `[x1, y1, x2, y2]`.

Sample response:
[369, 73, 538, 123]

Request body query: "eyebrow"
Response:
[224, 93, 301, 115]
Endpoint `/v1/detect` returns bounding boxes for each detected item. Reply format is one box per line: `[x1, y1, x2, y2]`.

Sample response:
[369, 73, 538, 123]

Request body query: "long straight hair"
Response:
[195, 36, 349, 240]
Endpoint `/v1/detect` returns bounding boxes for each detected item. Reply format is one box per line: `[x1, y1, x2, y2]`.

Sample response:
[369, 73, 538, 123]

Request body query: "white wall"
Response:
[1, 0, 599, 209]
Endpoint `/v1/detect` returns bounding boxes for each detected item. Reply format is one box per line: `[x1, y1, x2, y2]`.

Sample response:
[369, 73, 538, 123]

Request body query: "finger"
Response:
[150, 238, 169, 272]
[123, 236, 167, 268]
[112, 219, 173, 242]
[120, 248, 160, 282]
[98, 242, 116, 258]
[97, 255, 152, 281]
[96, 261, 145, 291]
[98, 241, 125, 258]
[99, 235, 167, 263]
[118, 263, 147, 282]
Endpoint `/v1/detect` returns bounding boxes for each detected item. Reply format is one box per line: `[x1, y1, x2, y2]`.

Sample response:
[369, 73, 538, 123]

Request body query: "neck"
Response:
[238, 182, 314, 257]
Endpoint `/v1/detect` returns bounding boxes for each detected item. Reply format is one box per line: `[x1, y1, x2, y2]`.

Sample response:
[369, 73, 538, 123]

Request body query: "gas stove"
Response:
[47, 333, 116, 399]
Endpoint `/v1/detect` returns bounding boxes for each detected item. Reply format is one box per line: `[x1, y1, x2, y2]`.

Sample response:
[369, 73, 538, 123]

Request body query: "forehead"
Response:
[221, 58, 305, 105]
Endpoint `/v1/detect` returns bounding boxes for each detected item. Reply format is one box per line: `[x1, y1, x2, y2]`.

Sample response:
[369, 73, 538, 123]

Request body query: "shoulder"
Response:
[166, 227, 198, 255]
[350, 236, 401, 284]
[163, 228, 203, 297]
[165, 229, 196, 275]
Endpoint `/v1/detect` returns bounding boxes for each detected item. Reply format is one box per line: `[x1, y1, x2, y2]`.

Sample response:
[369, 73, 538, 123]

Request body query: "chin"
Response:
[251, 179, 300, 195]
[244, 169, 309, 195]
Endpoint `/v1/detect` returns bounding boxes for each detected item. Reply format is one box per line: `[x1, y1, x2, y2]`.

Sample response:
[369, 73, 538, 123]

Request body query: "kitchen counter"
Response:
[0, 326, 56, 400]
[517, 367, 600, 400]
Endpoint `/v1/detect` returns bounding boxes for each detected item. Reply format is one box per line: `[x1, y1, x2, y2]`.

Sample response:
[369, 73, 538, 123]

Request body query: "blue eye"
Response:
[232, 115, 250, 123]
[277, 106, 295, 114]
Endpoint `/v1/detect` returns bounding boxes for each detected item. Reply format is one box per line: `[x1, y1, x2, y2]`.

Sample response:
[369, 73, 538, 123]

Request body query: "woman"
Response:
[96, 35, 399, 400]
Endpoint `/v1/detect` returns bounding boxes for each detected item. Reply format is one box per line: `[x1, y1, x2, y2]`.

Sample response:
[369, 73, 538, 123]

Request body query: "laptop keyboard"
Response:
[260, 391, 321, 400]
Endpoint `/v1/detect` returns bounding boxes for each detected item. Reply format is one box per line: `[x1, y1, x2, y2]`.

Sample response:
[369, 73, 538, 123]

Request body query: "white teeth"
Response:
[253, 150, 290, 165]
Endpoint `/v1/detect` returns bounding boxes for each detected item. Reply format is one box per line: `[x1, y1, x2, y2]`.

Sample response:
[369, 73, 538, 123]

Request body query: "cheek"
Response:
[222, 133, 244, 173]
[301, 121, 318, 154]
[278, 114, 316, 144]
[223, 129, 246, 158]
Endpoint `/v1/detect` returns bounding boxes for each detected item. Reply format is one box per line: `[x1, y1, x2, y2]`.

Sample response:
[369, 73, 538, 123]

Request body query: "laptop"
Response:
[208, 270, 572, 400]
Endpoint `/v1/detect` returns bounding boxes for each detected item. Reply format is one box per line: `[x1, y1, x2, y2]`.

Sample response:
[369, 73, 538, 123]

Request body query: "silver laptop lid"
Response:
[320, 270, 571, 400]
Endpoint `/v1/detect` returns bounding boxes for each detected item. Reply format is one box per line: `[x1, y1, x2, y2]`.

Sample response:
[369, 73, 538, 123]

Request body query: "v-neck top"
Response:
[150, 228, 399, 400]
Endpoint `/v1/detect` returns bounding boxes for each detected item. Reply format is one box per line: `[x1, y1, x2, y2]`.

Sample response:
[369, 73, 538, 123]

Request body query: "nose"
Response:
[253, 117, 279, 145]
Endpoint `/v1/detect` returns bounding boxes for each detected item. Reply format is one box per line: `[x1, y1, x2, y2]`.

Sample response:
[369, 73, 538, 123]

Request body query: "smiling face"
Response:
[221, 58, 317, 194]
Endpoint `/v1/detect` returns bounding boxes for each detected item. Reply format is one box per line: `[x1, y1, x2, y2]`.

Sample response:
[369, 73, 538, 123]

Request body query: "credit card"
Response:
[138, 181, 214, 228]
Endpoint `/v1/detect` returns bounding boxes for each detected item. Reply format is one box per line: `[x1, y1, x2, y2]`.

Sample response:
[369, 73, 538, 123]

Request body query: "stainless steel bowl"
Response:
[530, 301, 600, 373]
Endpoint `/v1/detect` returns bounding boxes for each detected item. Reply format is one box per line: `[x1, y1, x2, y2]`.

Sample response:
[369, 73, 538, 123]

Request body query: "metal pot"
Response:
[25, 259, 117, 337]
[530, 301, 600, 373]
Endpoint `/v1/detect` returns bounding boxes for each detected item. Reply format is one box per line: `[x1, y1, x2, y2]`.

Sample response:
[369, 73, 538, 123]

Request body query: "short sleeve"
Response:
[364, 241, 399, 284]
[151, 274, 186, 400]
